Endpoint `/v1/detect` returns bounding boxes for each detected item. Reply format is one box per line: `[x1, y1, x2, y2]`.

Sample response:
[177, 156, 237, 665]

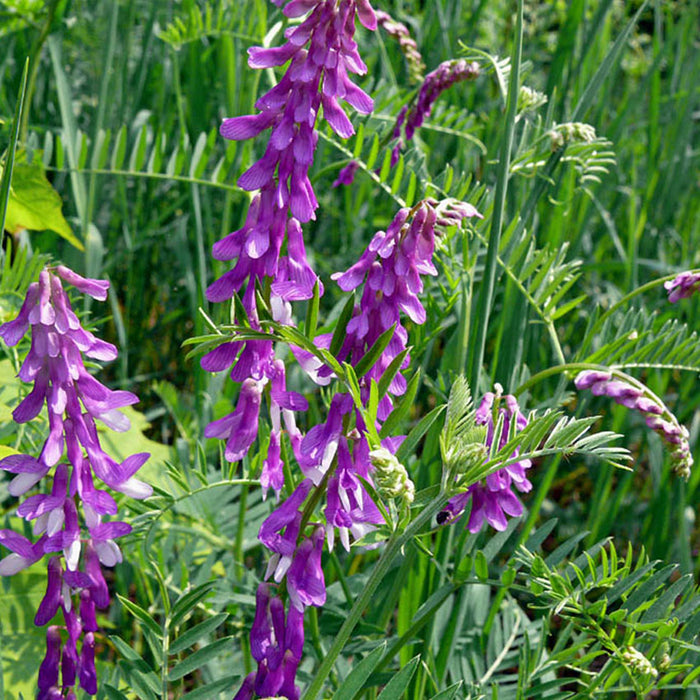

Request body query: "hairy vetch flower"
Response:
[0, 265, 151, 698]
[390, 59, 479, 165]
[575, 369, 693, 479]
[664, 270, 700, 303]
[441, 389, 533, 532]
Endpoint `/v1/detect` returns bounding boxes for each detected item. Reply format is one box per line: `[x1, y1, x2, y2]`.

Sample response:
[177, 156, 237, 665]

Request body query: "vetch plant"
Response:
[2, 0, 700, 697]
[0, 266, 151, 698]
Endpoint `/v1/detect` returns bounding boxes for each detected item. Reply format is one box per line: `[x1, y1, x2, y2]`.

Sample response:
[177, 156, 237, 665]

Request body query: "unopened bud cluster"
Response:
[575, 370, 693, 479]
[621, 646, 658, 678]
[548, 122, 596, 150]
[518, 85, 547, 113]
[370, 447, 415, 505]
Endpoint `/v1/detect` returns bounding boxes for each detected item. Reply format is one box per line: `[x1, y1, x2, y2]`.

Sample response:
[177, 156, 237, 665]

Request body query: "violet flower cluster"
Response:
[228, 195, 481, 698]
[295, 199, 480, 419]
[210, 0, 377, 313]
[202, 0, 379, 505]
[391, 58, 480, 166]
[0, 266, 151, 699]
[665, 270, 700, 304]
[440, 389, 533, 533]
[575, 370, 693, 479]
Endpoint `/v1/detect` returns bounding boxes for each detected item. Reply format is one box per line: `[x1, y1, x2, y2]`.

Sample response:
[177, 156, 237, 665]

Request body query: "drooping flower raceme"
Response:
[203, 0, 379, 506]
[391, 58, 480, 166]
[297, 199, 482, 420]
[0, 266, 151, 699]
[440, 388, 533, 533]
[575, 369, 693, 479]
[211, 0, 377, 313]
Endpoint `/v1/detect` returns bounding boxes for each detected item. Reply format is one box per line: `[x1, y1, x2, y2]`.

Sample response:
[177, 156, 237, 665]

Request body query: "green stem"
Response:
[302, 492, 449, 700]
[468, 0, 523, 390]
[580, 269, 698, 357]
[514, 361, 608, 397]
[19, 0, 60, 143]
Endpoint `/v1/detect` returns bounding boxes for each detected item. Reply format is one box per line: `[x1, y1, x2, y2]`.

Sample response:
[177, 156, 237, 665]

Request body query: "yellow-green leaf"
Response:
[4, 161, 83, 250]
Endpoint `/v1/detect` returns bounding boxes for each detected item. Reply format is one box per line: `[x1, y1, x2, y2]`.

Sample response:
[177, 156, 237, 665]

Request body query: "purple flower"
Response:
[287, 526, 326, 611]
[330, 200, 481, 419]
[575, 370, 693, 479]
[404, 59, 480, 141]
[442, 390, 533, 533]
[38, 626, 62, 691]
[664, 270, 700, 303]
[332, 160, 360, 187]
[0, 530, 46, 575]
[204, 378, 263, 462]
[237, 583, 307, 700]
[259, 479, 313, 581]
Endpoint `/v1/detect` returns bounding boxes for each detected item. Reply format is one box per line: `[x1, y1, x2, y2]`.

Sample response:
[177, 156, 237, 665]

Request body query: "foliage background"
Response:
[0, 0, 699, 697]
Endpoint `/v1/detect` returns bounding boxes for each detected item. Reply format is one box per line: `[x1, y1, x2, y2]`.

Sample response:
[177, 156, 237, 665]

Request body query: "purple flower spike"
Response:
[0, 264, 152, 699]
[329, 200, 480, 418]
[575, 369, 693, 479]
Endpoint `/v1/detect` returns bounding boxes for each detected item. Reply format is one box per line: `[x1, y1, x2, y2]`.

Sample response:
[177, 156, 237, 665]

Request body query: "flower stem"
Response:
[467, 0, 523, 392]
[302, 492, 449, 700]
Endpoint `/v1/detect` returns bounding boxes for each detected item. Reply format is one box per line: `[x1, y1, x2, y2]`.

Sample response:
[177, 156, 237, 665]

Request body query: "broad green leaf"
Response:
[4, 160, 81, 249]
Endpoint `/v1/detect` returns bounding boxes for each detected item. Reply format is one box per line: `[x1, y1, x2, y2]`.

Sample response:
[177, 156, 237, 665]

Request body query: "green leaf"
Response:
[428, 682, 463, 700]
[4, 160, 81, 248]
[329, 293, 356, 357]
[167, 637, 234, 681]
[379, 369, 420, 439]
[377, 348, 409, 399]
[396, 404, 446, 463]
[182, 675, 242, 699]
[376, 656, 420, 699]
[332, 642, 387, 700]
[103, 685, 130, 700]
[116, 595, 162, 638]
[304, 279, 321, 339]
[170, 582, 216, 627]
[354, 325, 396, 379]
[170, 612, 229, 655]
